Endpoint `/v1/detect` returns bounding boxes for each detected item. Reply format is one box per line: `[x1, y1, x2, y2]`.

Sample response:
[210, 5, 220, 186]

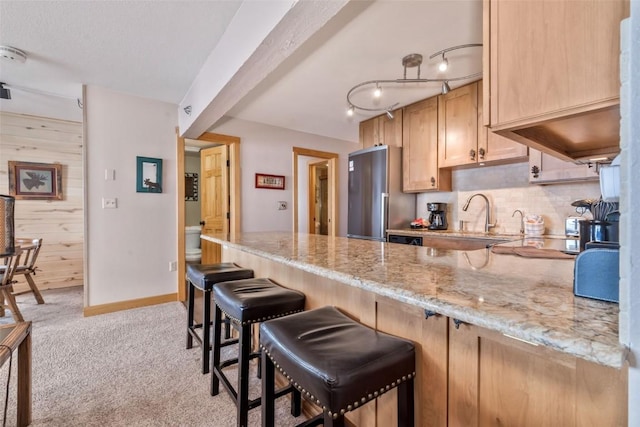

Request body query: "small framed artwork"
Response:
[255, 173, 285, 190]
[136, 156, 163, 193]
[185, 172, 198, 201]
[8, 161, 63, 200]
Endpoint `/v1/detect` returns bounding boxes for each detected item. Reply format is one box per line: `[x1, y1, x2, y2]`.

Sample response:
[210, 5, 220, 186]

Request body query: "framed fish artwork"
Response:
[8, 161, 63, 200]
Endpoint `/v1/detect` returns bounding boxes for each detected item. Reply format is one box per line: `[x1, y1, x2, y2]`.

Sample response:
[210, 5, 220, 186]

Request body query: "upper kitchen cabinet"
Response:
[403, 97, 451, 192]
[483, 0, 629, 162]
[529, 148, 599, 184]
[359, 109, 403, 149]
[438, 81, 528, 168]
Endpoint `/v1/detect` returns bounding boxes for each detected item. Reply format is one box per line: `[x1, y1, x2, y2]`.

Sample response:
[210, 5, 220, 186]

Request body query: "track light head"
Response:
[346, 105, 355, 117]
[438, 54, 449, 72]
[0, 82, 10, 100]
[441, 81, 451, 95]
[386, 110, 394, 120]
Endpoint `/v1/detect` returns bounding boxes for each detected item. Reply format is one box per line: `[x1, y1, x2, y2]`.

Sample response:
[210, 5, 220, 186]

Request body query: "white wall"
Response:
[621, 3, 639, 424]
[211, 118, 358, 236]
[84, 86, 178, 306]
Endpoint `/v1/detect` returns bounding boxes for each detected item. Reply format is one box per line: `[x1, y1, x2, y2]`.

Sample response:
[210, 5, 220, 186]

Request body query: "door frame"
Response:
[292, 147, 339, 236]
[177, 131, 241, 301]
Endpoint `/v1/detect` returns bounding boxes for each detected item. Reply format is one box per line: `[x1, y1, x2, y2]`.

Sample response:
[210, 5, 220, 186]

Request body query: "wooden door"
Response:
[200, 145, 229, 263]
[438, 82, 479, 168]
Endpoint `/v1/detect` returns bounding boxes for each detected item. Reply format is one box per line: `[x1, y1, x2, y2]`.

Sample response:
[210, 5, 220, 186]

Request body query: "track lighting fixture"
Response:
[0, 82, 10, 100]
[345, 43, 481, 117]
[184, 105, 192, 115]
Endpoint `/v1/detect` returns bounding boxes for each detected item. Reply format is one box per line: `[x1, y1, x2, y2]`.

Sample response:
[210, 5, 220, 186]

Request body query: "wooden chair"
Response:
[1, 238, 45, 305]
[0, 248, 25, 322]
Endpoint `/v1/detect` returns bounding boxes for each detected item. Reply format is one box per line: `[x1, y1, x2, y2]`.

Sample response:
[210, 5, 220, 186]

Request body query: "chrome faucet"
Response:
[462, 193, 496, 233]
[512, 209, 525, 234]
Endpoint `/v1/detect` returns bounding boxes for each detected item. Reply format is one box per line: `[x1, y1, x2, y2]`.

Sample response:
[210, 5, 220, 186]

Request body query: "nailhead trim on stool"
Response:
[259, 306, 416, 427]
[185, 263, 254, 374]
[211, 278, 306, 427]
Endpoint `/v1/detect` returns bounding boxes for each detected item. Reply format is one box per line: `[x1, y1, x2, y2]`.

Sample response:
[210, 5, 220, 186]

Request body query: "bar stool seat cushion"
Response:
[260, 306, 415, 416]
[214, 278, 305, 325]
[186, 263, 253, 291]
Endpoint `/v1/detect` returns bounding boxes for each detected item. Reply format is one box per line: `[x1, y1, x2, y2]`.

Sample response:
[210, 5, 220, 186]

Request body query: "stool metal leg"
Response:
[201, 288, 212, 374]
[210, 305, 223, 396]
[397, 377, 415, 427]
[186, 281, 195, 349]
[261, 352, 276, 427]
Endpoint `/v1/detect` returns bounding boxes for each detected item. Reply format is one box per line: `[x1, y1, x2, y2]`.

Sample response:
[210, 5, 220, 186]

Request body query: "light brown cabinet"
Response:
[529, 148, 599, 184]
[448, 319, 627, 427]
[439, 81, 528, 168]
[483, 0, 629, 161]
[359, 109, 403, 149]
[402, 98, 451, 192]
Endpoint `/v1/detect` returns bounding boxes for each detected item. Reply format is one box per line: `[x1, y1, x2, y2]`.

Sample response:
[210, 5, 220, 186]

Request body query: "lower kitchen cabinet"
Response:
[448, 319, 627, 427]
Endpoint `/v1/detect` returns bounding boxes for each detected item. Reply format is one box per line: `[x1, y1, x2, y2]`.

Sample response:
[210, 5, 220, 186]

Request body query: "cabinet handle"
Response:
[453, 318, 465, 329]
[531, 165, 540, 178]
[430, 177, 436, 187]
[469, 149, 476, 161]
[478, 147, 485, 160]
[424, 310, 439, 319]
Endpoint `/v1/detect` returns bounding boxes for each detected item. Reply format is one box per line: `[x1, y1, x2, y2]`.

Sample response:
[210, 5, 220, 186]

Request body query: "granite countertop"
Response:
[202, 231, 626, 368]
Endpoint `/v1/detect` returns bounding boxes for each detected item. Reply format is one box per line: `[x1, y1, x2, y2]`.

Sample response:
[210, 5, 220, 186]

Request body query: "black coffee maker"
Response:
[427, 202, 448, 230]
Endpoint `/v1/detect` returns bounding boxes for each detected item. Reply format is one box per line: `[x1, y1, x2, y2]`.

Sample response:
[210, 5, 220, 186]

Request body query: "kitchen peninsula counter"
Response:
[203, 231, 625, 369]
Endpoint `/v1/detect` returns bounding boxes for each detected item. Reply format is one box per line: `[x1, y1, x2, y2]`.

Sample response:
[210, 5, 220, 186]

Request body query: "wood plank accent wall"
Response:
[0, 112, 84, 291]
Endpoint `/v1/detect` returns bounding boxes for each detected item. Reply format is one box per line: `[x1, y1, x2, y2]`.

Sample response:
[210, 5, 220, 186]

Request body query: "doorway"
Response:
[292, 147, 339, 236]
[309, 160, 329, 235]
[176, 131, 241, 301]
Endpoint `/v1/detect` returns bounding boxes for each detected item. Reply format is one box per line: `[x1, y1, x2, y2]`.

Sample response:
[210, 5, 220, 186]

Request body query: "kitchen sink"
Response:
[421, 235, 511, 251]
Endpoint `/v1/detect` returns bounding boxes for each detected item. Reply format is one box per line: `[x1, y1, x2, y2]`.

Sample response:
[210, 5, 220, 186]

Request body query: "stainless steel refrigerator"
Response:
[347, 145, 416, 241]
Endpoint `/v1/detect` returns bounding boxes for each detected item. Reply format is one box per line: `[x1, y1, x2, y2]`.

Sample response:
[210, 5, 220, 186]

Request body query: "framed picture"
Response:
[8, 161, 63, 200]
[185, 172, 198, 201]
[136, 156, 163, 193]
[255, 173, 285, 190]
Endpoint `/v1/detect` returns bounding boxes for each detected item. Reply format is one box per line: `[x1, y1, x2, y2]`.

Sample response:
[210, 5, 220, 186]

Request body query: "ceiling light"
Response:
[345, 43, 481, 116]
[438, 54, 448, 72]
[346, 105, 354, 117]
[0, 83, 10, 100]
[385, 110, 394, 120]
[373, 85, 382, 98]
[0, 46, 27, 63]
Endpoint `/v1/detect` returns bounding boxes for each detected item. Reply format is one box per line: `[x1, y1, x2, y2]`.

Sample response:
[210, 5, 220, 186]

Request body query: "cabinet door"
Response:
[448, 320, 627, 427]
[488, 0, 627, 127]
[359, 117, 377, 149]
[529, 149, 599, 184]
[438, 83, 479, 168]
[403, 98, 451, 192]
[376, 298, 448, 427]
[378, 109, 403, 147]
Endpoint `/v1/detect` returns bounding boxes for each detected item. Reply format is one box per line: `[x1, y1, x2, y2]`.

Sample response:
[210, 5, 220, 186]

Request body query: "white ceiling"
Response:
[0, 0, 482, 143]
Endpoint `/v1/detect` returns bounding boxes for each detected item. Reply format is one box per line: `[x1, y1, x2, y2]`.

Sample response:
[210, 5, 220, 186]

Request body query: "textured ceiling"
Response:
[0, 0, 482, 143]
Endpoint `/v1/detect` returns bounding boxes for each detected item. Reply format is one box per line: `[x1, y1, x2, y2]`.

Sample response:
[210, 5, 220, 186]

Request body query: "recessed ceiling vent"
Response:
[0, 46, 27, 63]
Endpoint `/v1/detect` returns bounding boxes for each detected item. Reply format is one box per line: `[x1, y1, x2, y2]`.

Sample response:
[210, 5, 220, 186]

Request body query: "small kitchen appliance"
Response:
[426, 202, 448, 230]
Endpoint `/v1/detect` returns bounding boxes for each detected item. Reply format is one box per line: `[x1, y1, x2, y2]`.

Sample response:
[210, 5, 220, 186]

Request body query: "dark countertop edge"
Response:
[203, 234, 627, 369]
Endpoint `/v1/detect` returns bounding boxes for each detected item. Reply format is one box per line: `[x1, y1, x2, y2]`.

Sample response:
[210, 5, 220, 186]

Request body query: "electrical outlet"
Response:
[102, 198, 117, 209]
[277, 201, 287, 210]
[169, 261, 177, 272]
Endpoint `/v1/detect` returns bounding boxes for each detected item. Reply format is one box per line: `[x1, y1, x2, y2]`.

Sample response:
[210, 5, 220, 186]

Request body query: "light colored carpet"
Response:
[0, 287, 304, 427]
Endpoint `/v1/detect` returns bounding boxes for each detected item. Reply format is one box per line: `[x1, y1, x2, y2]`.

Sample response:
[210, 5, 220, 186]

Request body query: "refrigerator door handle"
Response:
[381, 193, 389, 240]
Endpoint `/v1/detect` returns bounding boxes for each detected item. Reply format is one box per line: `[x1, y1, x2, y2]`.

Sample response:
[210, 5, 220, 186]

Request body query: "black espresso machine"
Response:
[427, 202, 448, 230]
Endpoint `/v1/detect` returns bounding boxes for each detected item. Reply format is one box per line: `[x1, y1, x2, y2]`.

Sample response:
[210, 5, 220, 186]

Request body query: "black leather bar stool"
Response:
[211, 277, 306, 427]
[260, 306, 416, 427]
[186, 263, 254, 374]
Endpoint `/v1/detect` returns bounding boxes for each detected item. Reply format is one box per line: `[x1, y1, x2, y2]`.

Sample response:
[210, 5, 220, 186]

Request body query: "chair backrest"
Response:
[14, 238, 42, 272]
[1, 248, 22, 288]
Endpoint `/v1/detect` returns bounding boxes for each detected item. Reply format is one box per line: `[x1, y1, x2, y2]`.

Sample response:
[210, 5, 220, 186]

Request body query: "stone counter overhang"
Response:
[202, 231, 627, 368]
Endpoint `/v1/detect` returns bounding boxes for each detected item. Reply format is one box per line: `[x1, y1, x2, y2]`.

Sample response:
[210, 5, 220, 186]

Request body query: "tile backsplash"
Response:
[417, 162, 601, 236]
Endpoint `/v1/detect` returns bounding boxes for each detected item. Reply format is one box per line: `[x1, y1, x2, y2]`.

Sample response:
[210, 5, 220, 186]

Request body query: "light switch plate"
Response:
[102, 198, 117, 209]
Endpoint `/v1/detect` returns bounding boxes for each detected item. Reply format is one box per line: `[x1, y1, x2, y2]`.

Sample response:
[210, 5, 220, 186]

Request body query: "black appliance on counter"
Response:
[387, 234, 423, 246]
[427, 202, 448, 230]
